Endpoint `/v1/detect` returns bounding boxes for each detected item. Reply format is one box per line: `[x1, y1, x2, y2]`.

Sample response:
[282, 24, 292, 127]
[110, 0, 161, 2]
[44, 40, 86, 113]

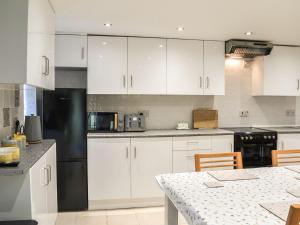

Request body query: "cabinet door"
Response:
[264, 46, 300, 96]
[211, 135, 234, 153]
[128, 38, 167, 95]
[27, 0, 55, 90]
[203, 41, 225, 95]
[131, 137, 172, 198]
[30, 153, 47, 224]
[88, 36, 127, 94]
[173, 149, 212, 173]
[88, 138, 131, 200]
[55, 35, 87, 67]
[46, 144, 57, 225]
[167, 39, 204, 95]
[278, 134, 300, 150]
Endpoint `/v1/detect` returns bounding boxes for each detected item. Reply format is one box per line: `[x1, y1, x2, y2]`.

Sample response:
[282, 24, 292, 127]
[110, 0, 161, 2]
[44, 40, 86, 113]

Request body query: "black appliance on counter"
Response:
[88, 111, 124, 132]
[43, 88, 88, 211]
[225, 127, 277, 168]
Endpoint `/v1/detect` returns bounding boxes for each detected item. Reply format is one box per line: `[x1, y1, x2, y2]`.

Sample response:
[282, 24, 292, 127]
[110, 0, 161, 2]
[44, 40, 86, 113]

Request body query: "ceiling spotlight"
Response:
[104, 23, 112, 27]
[245, 31, 253, 36]
[177, 26, 184, 32]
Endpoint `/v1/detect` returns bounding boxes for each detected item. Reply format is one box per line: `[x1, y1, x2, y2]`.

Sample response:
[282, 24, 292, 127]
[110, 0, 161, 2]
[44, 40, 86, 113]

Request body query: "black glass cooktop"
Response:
[224, 127, 272, 134]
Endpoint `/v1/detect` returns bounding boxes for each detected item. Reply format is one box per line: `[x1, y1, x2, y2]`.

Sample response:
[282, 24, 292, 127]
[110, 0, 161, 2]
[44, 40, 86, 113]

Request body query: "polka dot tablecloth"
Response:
[156, 167, 300, 225]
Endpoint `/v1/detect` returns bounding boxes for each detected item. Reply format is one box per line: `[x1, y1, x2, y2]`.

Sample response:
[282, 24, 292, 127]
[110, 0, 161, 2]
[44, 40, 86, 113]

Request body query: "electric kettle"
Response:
[24, 115, 42, 144]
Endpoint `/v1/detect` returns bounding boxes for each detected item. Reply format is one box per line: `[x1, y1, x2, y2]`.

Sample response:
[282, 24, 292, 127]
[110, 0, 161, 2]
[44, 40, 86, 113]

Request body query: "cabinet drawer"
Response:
[173, 150, 212, 173]
[173, 136, 211, 151]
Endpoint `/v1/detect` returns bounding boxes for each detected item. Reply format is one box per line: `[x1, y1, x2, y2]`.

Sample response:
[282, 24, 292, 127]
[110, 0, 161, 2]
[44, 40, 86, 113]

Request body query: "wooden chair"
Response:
[286, 204, 300, 225]
[272, 150, 300, 167]
[194, 152, 243, 172]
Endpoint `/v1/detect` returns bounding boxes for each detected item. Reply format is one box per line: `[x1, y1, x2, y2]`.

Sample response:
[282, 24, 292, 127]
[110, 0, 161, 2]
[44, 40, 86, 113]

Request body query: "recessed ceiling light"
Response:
[102, 41, 107, 45]
[245, 31, 253, 36]
[104, 23, 112, 27]
[159, 44, 164, 48]
[177, 26, 184, 32]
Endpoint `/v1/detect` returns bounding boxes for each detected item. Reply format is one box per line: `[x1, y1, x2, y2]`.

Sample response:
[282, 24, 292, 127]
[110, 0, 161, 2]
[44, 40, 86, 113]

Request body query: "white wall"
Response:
[88, 59, 296, 129]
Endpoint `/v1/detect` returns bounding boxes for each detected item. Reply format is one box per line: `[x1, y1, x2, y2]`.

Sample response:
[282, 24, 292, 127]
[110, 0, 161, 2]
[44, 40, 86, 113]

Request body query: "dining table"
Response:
[156, 166, 300, 225]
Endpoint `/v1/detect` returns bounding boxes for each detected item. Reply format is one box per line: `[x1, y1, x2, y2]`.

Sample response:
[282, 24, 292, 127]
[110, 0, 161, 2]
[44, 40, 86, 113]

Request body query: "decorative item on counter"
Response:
[176, 122, 189, 130]
[193, 108, 218, 129]
[24, 114, 42, 144]
[13, 134, 27, 150]
[0, 147, 20, 166]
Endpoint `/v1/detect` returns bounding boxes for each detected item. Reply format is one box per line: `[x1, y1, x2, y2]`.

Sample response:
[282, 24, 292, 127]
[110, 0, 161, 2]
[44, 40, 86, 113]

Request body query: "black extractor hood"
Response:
[225, 39, 273, 58]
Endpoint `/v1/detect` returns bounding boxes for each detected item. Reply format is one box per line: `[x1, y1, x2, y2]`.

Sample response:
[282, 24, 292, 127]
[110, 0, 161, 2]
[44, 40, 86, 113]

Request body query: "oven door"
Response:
[240, 143, 273, 168]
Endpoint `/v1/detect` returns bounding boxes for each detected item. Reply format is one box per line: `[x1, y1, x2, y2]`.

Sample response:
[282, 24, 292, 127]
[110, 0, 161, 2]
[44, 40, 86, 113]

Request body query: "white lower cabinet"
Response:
[30, 143, 57, 225]
[173, 135, 233, 173]
[131, 138, 172, 198]
[88, 137, 172, 208]
[88, 138, 131, 200]
[277, 134, 300, 150]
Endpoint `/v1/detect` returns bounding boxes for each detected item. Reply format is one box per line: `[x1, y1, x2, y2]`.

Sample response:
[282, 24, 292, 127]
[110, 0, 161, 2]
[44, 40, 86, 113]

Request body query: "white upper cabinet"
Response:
[55, 35, 88, 68]
[0, 0, 55, 90]
[88, 36, 128, 94]
[128, 38, 167, 95]
[203, 41, 225, 95]
[167, 39, 204, 95]
[252, 46, 300, 96]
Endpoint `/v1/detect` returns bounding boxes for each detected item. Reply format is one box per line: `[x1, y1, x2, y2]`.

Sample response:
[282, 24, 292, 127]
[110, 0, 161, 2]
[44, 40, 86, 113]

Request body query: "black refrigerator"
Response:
[43, 88, 88, 211]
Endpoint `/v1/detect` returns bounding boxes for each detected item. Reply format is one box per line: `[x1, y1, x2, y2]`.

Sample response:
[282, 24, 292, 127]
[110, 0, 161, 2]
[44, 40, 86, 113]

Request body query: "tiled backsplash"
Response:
[88, 61, 297, 129]
[0, 84, 20, 138]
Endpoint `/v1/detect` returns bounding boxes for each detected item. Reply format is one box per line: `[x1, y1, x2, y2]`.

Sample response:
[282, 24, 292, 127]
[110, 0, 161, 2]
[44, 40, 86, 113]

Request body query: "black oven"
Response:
[226, 128, 277, 168]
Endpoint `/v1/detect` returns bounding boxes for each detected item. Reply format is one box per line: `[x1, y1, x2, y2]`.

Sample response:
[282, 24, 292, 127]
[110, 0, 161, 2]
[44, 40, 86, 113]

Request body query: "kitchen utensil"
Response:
[24, 115, 42, 144]
[193, 109, 218, 129]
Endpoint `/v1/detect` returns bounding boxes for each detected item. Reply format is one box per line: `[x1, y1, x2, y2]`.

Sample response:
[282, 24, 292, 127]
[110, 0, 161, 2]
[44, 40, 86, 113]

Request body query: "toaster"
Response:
[125, 113, 146, 132]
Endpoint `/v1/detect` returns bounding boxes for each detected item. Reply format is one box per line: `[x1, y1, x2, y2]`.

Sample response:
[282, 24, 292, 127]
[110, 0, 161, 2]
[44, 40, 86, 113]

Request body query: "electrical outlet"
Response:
[239, 110, 249, 117]
[138, 110, 150, 118]
[286, 109, 295, 117]
[3, 108, 10, 127]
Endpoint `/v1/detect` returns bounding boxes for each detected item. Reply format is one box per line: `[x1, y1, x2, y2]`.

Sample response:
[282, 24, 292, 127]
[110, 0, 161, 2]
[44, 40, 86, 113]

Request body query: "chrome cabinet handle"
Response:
[126, 147, 129, 159]
[134, 147, 137, 158]
[42, 56, 47, 75]
[43, 167, 48, 186]
[200, 76, 202, 88]
[206, 77, 209, 89]
[187, 141, 199, 145]
[130, 75, 133, 88]
[297, 79, 300, 91]
[81, 47, 85, 60]
[281, 141, 284, 150]
[123, 75, 126, 88]
[185, 155, 195, 159]
[230, 143, 233, 152]
[46, 57, 50, 76]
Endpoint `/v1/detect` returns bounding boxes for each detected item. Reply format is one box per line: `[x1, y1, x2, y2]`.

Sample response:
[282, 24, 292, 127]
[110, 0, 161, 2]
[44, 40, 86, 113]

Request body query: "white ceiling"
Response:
[51, 0, 300, 45]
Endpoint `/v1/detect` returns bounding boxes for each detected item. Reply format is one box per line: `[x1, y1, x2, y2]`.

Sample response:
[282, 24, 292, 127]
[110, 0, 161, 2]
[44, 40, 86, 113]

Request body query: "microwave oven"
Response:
[88, 112, 124, 132]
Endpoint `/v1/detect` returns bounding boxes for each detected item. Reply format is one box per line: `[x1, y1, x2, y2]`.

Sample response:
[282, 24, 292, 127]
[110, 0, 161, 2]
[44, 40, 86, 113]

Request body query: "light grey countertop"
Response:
[88, 129, 234, 138]
[0, 139, 56, 176]
[256, 126, 300, 134]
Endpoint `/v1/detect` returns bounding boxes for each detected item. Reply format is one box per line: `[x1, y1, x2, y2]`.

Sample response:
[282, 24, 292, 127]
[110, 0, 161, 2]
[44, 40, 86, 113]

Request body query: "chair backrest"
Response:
[194, 152, 243, 172]
[272, 150, 300, 167]
[286, 204, 300, 225]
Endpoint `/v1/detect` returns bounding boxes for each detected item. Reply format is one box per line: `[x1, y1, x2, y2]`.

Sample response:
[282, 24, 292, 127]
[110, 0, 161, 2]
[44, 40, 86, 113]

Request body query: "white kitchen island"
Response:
[157, 167, 300, 225]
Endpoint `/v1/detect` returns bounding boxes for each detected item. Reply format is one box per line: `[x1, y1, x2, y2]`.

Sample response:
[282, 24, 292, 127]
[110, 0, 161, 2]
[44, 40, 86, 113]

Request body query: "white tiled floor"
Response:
[56, 207, 188, 225]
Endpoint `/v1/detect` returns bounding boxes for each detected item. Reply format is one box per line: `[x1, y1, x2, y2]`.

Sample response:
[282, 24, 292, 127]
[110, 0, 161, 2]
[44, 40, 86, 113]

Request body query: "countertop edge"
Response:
[0, 139, 56, 176]
[87, 130, 234, 138]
